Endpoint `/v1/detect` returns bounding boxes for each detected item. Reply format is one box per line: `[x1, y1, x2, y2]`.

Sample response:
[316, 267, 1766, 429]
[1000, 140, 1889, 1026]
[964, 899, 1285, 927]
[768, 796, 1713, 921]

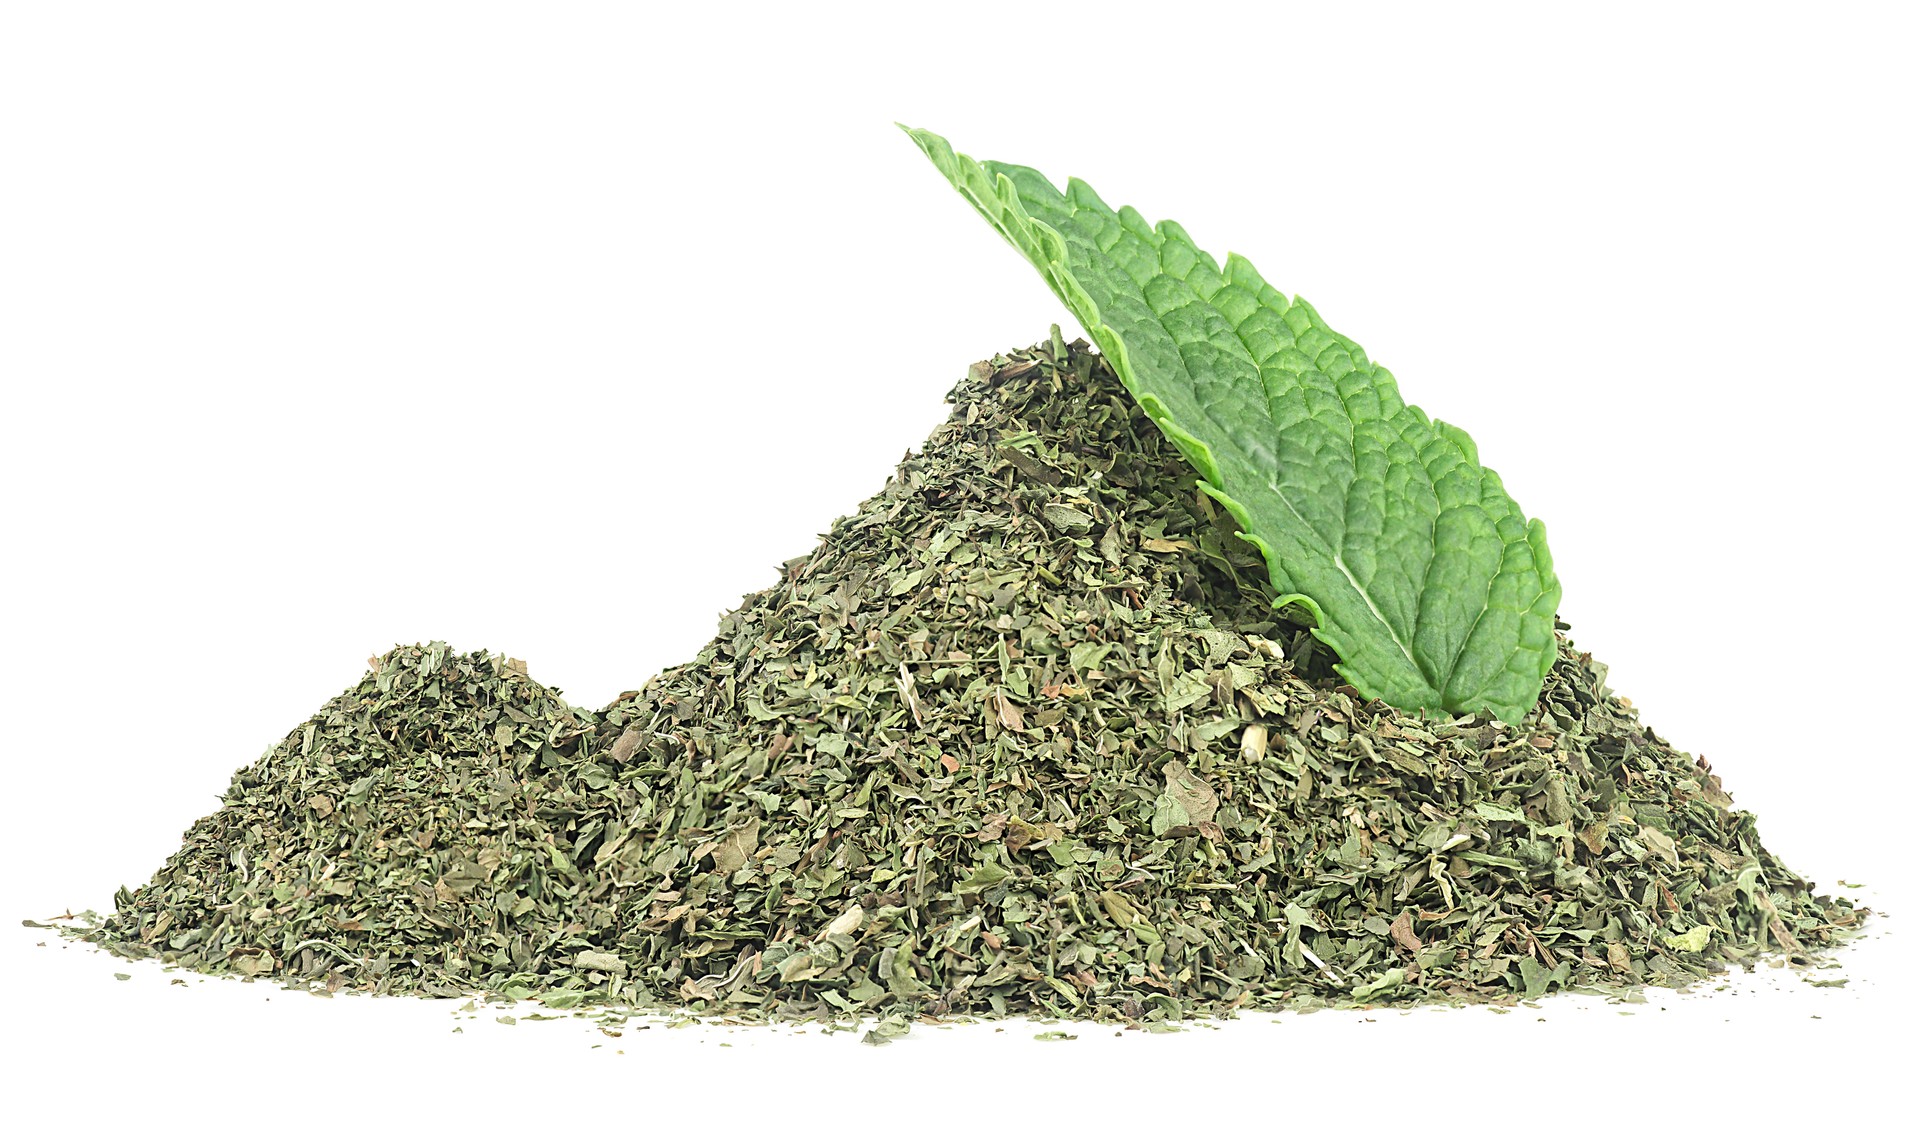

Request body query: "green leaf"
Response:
[954, 860, 1010, 895]
[1350, 966, 1407, 1002]
[904, 127, 1561, 722]
[862, 1015, 914, 1046]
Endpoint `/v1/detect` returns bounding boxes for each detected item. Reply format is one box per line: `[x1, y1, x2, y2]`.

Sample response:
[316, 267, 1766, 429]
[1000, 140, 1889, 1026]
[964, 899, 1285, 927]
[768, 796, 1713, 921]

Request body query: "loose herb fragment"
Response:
[905, 127, 1559, 722]
[81, 339, 1857, 1025]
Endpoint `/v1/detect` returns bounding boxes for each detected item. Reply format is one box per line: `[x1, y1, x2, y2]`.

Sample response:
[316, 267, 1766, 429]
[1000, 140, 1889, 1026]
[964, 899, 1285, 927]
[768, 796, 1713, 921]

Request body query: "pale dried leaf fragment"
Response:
[897, 662, 924, 727]
[573, 951, 628, 974]
[821, 904, 866, 939]
[1389, 910, 1423, 955]
[710, 816, 761, 874]
[607, 724, 645, 764]
[992, 689, 1025, 732]
[1152, 759, 1219, 836]
[1640, 826, 1681, 868]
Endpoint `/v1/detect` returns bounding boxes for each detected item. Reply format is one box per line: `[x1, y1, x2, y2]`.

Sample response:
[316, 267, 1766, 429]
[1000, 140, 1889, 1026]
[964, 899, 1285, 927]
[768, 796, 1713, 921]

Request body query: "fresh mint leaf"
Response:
[904, 127, 1560, 722]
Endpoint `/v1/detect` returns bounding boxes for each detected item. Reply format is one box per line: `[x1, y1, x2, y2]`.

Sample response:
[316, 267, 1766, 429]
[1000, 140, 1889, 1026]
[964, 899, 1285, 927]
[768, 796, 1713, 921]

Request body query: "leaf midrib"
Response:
[1173, 281, 1426, 691]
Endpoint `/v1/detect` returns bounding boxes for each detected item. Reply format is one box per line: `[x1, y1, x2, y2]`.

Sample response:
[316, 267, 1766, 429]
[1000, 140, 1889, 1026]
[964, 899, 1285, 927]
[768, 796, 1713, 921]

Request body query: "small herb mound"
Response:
[98, 647, 597, 992]
[91, 339, 1859, 1021]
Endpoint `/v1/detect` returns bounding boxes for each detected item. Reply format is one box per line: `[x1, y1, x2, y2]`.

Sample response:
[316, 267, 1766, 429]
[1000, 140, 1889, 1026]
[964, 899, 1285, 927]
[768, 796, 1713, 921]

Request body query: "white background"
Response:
[3, 1, 1915, 1121]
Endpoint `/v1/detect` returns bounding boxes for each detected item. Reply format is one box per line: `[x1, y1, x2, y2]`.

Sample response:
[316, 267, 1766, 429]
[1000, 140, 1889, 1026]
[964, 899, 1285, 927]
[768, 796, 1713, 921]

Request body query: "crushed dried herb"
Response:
[82, 336, 1861, 1022]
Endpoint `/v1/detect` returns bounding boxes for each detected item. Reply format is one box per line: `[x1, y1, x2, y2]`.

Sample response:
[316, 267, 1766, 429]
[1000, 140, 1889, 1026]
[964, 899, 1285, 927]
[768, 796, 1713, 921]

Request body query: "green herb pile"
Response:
[90, 339, 1859, 1022]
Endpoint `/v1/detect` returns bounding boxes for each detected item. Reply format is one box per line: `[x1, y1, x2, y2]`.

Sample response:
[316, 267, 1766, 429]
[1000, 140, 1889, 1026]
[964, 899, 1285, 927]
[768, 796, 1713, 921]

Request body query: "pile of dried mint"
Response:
[88, 338, 1861, 1022]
